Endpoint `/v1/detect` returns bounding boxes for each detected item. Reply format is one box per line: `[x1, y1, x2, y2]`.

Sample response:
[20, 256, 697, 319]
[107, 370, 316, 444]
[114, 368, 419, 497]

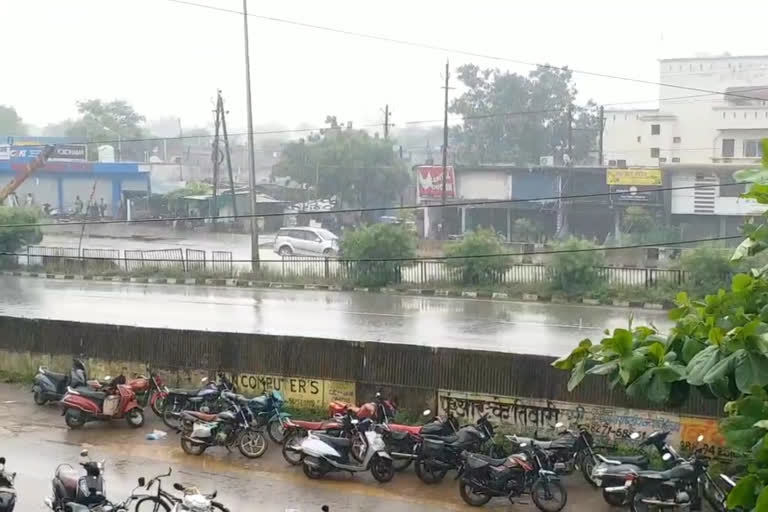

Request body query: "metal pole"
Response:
[178, 118, 184, 180]
[384, 104, 390, 140]
[243, 0, 260, 269]
[219, 91, 238, 219]
[598, 105, 604, 166]
[440, 60, 450, 205]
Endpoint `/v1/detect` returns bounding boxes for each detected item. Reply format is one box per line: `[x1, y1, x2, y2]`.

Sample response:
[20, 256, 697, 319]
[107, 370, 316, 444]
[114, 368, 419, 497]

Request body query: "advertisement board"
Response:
[10, 144, 86, 161]
[0, 144, 9, 161]
[416, 165, 455, 200]
[606, 168, 662, 186]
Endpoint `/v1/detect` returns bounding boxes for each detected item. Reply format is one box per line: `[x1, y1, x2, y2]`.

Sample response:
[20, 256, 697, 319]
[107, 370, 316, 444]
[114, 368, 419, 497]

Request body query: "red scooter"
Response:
[60, 375, 145, 429]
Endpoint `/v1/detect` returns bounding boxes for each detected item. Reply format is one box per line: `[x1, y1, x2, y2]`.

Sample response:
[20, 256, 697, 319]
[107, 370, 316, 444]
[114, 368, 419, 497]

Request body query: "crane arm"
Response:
[0, 145, 56, 204]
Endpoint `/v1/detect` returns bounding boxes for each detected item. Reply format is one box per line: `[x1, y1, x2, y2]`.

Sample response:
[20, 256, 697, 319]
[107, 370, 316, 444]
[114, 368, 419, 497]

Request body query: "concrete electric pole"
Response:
[242, 0, 260, 269]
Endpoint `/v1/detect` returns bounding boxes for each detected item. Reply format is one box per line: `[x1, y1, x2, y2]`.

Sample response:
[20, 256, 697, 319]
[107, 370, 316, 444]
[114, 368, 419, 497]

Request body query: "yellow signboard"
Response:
[606, 168, 662, 186]
[230, 373, 355, 409]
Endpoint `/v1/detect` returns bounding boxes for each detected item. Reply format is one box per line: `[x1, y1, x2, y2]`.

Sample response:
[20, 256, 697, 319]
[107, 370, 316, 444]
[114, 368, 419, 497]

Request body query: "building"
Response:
[604, 54, 768, 167]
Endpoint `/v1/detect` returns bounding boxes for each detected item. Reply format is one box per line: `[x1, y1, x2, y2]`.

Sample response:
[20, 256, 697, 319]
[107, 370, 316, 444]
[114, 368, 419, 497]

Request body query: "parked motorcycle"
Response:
[162, 374, 235, 430]
[592, 430, 680, 506]
[125, 366, 168, 416]
[383, 409, 459, 472]
[457, 442, 567, 512]
[282, 417, 347, 466]
[117, 468, 230, 512]
[44, 450, 118, 512]
[328, 391, 397, 423]
[60, 374, 144, 429]
[245, 389, 290, 444]
[300, 416, 395, 482]
[178, 391, 267, 459]
[0, 458, 16, 512]
[32, 358, 91, 405]
[414, 413, 496, 484]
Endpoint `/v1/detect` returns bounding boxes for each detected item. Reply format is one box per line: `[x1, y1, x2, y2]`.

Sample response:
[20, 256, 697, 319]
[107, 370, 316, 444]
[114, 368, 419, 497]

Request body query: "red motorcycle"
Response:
[328, 392, 397, 423]
[60, 375, 145, 429]
[125, 367, 168, 417]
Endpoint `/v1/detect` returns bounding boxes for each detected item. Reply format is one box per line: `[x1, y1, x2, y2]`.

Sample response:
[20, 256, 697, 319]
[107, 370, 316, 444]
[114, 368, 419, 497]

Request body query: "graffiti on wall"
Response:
[679, 416, 734, 459]
[231, 373, 355, 409]
[438, 389, 681, 445]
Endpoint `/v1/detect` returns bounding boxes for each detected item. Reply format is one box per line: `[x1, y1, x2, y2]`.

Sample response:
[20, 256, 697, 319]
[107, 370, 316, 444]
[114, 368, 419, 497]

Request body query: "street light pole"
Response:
[242, 0, 260, 270]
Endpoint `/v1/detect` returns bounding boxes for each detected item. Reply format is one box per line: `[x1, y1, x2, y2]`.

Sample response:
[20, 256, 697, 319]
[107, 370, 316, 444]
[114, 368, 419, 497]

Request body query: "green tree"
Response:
[339, 224, 416, 286]
[0, 105, 27, 135]
[0, 207, 41, 265]
[680, 247, 734, 297]
[446, 229, 508, 284]
[622, 206, 654, 235]
[273, 117, 410, 218]
[66, 99, 148, 160]
[511, 218, 539, 243]
[450, 65, 597, 165]
[549, 237, 605, 295]
[553, 140, 768, 510]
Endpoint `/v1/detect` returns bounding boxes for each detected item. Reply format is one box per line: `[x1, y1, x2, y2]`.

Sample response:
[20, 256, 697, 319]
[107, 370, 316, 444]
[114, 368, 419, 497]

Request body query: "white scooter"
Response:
[300, 415, 394, 483]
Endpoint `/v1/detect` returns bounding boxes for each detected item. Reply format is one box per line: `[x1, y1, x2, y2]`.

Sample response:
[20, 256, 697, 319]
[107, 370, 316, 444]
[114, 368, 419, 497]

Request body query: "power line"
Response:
[0, 181, 750, 230]
[168, 0, 768, 103]
[0, 235, 742, 264]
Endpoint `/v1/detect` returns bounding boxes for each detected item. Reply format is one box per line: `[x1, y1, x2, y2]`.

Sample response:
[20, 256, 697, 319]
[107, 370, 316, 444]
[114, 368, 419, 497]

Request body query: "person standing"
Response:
[74, 195, 83, 216]
[99, 198, 107, 217]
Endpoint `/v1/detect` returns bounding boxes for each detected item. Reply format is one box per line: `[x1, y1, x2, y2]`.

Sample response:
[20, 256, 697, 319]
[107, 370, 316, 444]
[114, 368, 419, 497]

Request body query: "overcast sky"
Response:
[4, 0, 768, 137]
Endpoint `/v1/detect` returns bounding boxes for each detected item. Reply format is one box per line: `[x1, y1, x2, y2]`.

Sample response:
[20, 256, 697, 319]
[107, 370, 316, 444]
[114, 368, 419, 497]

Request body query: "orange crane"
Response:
[0, 145, 55, 205]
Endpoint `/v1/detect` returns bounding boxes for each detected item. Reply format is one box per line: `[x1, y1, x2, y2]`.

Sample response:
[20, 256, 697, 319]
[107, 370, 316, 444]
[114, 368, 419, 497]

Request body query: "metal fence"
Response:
[186, 249, 206, 272]
[211, 251, 233, 275]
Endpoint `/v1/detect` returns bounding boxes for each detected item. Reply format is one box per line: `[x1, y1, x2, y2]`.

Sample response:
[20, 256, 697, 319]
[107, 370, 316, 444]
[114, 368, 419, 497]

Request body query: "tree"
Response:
[0, 207, 41, 264]
[450, 65, 598, 165]
[554, 141, 768, 510]
[622, 206, 654, 235]
[548, 237, 605, 296]
[66, 99, 147, 160]
[511, 218, 539, 243]
[272, 117, 410, 218]
[0, 105, 27, 135]
[446, 229, 508, 284]
[339, 224, 416, 286]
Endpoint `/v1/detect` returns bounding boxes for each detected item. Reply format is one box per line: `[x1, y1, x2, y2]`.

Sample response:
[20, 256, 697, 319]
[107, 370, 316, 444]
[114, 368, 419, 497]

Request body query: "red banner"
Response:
[416, 165, 455, 199]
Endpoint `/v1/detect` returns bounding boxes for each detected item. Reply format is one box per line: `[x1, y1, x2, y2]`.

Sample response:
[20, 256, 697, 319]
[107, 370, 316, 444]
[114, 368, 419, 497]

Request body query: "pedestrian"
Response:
[74, 195, 83, 215]
[25, 192, 34, 207]
[99, 198, 107, 217]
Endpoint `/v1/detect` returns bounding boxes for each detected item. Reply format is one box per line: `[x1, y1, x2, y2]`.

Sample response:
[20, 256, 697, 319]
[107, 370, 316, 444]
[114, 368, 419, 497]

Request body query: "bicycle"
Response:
[116, 468, 230, 511]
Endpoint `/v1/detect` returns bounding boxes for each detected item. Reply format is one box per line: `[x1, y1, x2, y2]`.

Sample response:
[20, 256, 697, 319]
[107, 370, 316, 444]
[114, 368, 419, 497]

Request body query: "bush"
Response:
[679, 247, 733, 297]
[0, 206, 42, 262]
[340, 224, 416, 286]
[549, 237, 605, 296]
[445, 229, 508, 284]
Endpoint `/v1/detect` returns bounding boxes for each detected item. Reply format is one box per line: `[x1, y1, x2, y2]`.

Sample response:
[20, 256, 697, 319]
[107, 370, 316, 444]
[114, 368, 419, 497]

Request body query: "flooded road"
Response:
[0, 275, 672, 356]
[0, 383, 610, 511]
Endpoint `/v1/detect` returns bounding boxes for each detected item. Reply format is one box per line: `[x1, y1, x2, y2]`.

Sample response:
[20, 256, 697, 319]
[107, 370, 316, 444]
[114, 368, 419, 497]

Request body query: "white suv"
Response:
[273, 227, 339, 257]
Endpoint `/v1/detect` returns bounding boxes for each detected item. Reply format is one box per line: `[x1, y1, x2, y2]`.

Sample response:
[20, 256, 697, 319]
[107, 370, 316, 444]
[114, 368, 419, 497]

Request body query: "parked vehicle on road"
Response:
[457, 442, 567, 512]
[125, 367, 168, 417]
[0, 457, 16, 512]
[244, 389, 290, 444]
[273, 227, 339, 257]
[281, 417, 352, 466]
[32, 358, 90, 405]
[117, 468, 230, 512]
[60, 375, 144, 429]
[383, 409, 459, 471]
[162, 374, 235, 429]
[44, 450, 117, 512]
[300, 415, 394, 483]
[328, 391, 397, 423]
[178, 391, 267, 459]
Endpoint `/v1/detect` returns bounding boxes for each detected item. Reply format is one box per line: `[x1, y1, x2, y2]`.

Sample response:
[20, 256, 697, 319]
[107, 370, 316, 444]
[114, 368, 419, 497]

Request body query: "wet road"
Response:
[0, 383, 609, 511]
[0, 275, 672, 356]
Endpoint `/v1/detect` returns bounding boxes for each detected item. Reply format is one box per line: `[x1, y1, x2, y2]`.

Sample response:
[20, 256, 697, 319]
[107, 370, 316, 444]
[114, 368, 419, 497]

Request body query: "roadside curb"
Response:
[1, 270, 674, 310]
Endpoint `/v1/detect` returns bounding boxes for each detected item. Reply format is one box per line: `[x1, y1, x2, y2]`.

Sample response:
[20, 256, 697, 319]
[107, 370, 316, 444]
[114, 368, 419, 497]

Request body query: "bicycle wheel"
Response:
[135, 496, 172, 511]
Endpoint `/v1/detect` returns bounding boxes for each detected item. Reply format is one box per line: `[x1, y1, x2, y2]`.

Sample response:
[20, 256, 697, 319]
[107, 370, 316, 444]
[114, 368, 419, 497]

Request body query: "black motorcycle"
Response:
[0, 458, 16, 512]
[178, 391, 268, 459]
[32, 358, 88, 405]
[44, 450, 115, 512]
[414, 413, 495, 484]
[457, 442, 567, 512]
[162, 373, 235, 429]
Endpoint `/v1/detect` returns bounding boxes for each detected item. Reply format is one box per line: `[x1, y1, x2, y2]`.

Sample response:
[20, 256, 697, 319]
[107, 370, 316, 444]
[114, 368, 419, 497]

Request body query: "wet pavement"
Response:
[0, 276, 672, 356]
[0, 383, 612, 511]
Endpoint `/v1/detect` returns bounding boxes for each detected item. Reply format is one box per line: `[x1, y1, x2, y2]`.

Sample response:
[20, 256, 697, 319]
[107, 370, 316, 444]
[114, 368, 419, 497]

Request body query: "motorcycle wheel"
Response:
[393, 457, 413, 472]
[531, 478, 567, 512]
[64, 409, 85, 429]
[303, 460, 327, 479]
[602, 489, 627, 507]
[581, 455, 597, 487]
[126, 408, 145, 428]
[370, 455, 395, 483]
[267, 419, 285, 444]
[415, 457, 448, 484]
[630, 491, 652, 512]
[181, 436, 207, 456]
[135, 496, 172, 511]
[161, 400, 183, 430]
[33, 391, 47, 405]
[351, 436, 366, 463]
[282, 431, 305, 466]
[150, 392, 167, 417]
[238, 430, 268, 459]
[459, 482, 493, 507]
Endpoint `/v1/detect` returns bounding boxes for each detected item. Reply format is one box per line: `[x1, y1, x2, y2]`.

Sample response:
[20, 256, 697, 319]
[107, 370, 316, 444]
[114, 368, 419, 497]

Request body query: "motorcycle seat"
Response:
[291, 419, 339, 430]
[167, 388, 197, 397]
[73, 387, 107, 401]
[44, 371, 67, 382]
[187, 396, 205, 404]
[55, 466, 80, 494]
[389, 424, 422, 435]
[315, 434, 351, 450]
[533, 440, 552, 450]
[467, 453, 508, 468]
[638, 463, 695, 481]
[424, 433, 458, 443]
[182, 411, 218, 422]
[611, 455, 649, 466]
[388, 430, 410, 441]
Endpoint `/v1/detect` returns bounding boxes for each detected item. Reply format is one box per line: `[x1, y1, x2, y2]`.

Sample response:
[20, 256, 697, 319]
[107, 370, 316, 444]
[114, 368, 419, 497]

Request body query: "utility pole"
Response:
[566, 103, 573, 166]
[177, 118, 183, 180]
[440, 60, 450, 205]
[598, 105, 605, 166]
[242, 0, 259, 269]
[211, 98, 221, 224]
[383, 104, 391, 140]
[219, 91, 238, 219]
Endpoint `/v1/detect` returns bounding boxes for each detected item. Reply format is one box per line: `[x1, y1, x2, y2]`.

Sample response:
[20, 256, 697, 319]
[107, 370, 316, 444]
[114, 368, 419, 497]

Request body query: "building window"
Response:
[672, 157, 681, 163]
[650, 147, 660, 158]
[659, 157, 667, 163]
[723, 112, 727, 119]
[651, 124, 661, 135]
[608, 159, 617, 167]
[744, 139, 764, 157]
[673, 136, 681, 143]
[637, 136, 642, 143]
[616, 159, 627, 168]
[722, 139, 735, 157]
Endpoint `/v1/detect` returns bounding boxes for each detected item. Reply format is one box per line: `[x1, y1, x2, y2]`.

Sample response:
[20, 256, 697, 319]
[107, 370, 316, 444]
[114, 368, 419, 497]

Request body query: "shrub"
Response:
[679, 247, 734, 297]
[0, 207, 42, 265]
[339, 224, 416, 286]
[549, 237, 605, 296]
[445, 229, 508, 284]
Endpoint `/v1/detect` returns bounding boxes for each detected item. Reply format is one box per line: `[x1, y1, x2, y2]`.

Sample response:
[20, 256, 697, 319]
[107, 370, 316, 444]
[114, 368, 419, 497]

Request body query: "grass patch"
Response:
[0, 370, 34, 385]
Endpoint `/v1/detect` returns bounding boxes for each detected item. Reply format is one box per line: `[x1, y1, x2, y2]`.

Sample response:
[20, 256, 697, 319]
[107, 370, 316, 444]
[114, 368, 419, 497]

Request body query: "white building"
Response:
[604, 54, 768, 167]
